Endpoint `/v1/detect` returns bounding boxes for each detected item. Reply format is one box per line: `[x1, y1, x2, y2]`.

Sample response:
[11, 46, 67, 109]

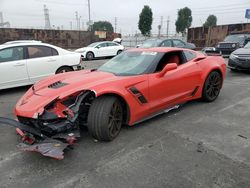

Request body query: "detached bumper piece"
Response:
[0, 117, 80, 160]
[17, 139, 69, 160]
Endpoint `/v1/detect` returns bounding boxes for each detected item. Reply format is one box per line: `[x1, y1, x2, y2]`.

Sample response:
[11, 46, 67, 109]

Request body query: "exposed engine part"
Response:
[0, 90, 96, 160]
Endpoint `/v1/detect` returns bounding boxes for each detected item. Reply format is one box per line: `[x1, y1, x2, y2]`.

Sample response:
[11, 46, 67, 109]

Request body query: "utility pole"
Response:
[87, 0, 92, 31]
[115, 17, 117, 33]
[43, 5, 51, 29]
[160, 16, 163, 37]
[0, 12, 3, 25]
[75, 11, 79, 30]
[166, 16, 170, 38]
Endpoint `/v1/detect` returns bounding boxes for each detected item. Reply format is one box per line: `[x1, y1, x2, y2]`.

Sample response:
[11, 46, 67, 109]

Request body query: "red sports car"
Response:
[0, 47, 226, 159]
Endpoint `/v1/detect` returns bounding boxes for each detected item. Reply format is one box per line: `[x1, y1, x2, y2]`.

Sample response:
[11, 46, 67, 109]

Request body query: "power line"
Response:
[191, 2, 250, 10]
[193, 6, 248, 13]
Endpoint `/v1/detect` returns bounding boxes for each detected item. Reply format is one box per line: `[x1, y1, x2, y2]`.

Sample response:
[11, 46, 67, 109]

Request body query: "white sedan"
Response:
[0, 41, 84, 90]
[75, 41, 124, 60]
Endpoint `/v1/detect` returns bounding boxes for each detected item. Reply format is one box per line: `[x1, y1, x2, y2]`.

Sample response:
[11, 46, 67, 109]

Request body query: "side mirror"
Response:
[158, 63, 177, 77]
[96, 46, 100, 49]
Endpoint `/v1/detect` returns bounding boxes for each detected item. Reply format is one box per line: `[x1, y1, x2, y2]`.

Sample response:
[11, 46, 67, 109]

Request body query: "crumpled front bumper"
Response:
[0, 117, 80, 160]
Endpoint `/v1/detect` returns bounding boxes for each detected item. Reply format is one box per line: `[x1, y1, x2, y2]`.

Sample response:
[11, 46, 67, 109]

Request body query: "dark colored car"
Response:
[138, 38, 196, 50]
[216, 34, 250, 56]
[228, 42, 250, 71]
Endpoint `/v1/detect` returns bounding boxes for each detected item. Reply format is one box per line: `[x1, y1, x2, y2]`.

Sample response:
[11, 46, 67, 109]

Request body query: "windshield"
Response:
[244, 42, 250, 49]
[87, 42, 100, 47]
[224, 35, 245, 43]
[98, 51, 163, 76]
[140, 39, 163, 48]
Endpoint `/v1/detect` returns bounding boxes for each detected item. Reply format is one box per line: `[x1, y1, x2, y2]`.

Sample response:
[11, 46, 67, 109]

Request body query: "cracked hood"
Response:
[15, 70, 145, 118]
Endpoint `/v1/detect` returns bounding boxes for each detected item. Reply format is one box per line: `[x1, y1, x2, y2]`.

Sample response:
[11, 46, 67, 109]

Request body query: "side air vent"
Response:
[129, 87, 148, 104]
[48, 81, 68, 89]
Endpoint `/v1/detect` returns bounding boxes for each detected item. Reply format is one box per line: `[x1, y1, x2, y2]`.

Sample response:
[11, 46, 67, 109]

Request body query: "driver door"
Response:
[148, 50, 202, 114]
[95, 42, 108, 57]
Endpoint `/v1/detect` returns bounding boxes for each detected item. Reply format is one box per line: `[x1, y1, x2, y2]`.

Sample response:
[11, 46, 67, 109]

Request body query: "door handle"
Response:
[14, 63, 25, 67]
[47, 59, 56, 62]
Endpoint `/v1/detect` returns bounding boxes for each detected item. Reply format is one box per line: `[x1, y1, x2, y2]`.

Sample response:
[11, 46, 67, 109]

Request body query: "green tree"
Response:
[175, 7, 192, 35]
[203, 15, 217, 27]
[91, 21, 114, 32]
[138, 5, 153, 37]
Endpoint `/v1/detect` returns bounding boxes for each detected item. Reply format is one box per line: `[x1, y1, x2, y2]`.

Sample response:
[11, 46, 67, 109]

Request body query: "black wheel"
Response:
[56, 66, 73, 74]
[87, 96, 123, 141]
[202, 71, 222, 102]
[86, 52, 94, 60]
[117, 50, 122, 55]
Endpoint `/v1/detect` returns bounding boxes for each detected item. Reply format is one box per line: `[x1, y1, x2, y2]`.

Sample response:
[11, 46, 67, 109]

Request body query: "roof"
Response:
[127, 47, 189, 53]
[0, 41, 62, 51]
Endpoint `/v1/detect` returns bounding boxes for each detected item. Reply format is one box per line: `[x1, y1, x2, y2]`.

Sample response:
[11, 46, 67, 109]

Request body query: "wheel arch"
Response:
[55, 66, 74, 74]
[86, 51, 95, 57]
[96, 92, 131, 125]
[204, 68, 224, 87]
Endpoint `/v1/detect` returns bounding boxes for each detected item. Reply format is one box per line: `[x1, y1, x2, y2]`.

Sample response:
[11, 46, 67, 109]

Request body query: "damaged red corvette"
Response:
[0, 47, 226, 159]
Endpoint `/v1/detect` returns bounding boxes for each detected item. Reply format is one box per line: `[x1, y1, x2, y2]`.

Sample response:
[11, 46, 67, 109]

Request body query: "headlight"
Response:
[232, 44, 236, 48]
[230, 53, 238, 59]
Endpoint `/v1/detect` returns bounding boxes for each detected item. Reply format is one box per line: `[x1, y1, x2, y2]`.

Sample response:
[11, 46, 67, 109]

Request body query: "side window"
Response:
[161, 40, 172, 47]
[97, 43, 107, 48]
[27, 46, 53, 59]
[108, 42, 118, 46]
[0, 47, 24, 63]
[183, 51, 196, 61]
[51, 48, 59, 56]
[155, 51, 185, 72]
[173, 40, 185, 47]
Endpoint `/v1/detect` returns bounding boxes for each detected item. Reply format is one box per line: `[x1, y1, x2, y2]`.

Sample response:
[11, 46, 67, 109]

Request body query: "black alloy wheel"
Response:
[108, 101, 123, 138]
[88, 96, 123, 141]
[202, 71, 222, 102]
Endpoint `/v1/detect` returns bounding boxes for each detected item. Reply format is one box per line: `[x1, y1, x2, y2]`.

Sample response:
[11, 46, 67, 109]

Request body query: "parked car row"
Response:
[137, 38, 196, 50]
[0, 39, 126, 90]
[202, 33, 250, 71]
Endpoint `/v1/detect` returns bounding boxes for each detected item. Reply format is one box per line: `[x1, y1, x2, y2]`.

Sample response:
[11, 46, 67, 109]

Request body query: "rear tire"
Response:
[87, 96, 123, 141]
[86, 52, 94, 60]
[56, 66, 73, 74]
[202, 71, 222, 102]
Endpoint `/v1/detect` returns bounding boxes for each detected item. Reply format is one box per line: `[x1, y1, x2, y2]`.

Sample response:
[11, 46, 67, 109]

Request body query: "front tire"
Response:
[202, 71, 222, 102]
[56, 66, 73, 74]
[87, 96, 123, 141]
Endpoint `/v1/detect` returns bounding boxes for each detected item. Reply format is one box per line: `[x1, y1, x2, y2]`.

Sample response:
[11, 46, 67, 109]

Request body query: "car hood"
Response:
[233, 48, 250, 55]
[15, 70, 145, 117]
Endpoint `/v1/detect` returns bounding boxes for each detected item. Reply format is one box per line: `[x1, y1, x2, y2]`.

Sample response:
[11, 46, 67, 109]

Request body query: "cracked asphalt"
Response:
[1, 58, 250, 188]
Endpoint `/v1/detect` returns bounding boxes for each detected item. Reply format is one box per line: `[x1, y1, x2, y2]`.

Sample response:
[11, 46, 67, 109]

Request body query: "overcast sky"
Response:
[0, 0, 249, 35]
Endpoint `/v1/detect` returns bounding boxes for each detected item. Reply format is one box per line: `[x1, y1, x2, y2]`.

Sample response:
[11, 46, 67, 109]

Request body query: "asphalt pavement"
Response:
[1, 58, 250, 188]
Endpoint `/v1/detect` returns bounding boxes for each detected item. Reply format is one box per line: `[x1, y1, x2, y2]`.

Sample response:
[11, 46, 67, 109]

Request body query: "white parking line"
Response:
[218, 97, 250, 112]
